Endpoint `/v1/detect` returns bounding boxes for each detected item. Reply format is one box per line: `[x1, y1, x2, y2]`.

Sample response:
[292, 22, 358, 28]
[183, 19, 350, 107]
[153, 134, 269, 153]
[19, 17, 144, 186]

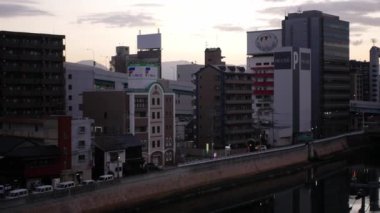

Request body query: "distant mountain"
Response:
[77, 60, 108, 71]
[162, 60, 190, 80]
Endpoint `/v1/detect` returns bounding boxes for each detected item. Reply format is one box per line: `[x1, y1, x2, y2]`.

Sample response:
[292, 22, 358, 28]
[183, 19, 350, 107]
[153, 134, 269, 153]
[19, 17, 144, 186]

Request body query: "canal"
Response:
[122, 147, 380, 213]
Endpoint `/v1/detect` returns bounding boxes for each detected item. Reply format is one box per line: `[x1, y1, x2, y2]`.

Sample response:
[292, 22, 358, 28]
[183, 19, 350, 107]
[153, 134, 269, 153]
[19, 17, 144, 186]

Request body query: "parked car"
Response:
[5, 188, 28, 200]
[32, 185, 53, 194]
[81, 179, 95, 185]
[97, 175, 114, 182]
[55, 181, 75, 190]
[0, 184, 11, 195]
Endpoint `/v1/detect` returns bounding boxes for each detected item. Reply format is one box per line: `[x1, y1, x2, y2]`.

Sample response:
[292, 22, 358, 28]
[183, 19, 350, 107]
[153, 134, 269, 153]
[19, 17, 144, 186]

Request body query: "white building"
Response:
[247, 29, 282, 145]
[71, 118, 94, 181]
[273, 47, 311, 146]
[65, 62, 129, 118]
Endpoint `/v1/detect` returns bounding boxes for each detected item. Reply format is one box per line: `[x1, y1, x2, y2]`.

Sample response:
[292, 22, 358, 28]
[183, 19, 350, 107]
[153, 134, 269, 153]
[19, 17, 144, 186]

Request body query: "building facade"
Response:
[247, 30, 282, 145]
[369, 46, 380, 102]
[0, 31, 66, 117]
[110, 32, 162, 78]
[282, 10, 350, 138]
[65, 62, 129, 118]
[83, 82, 176, 167]
[349, 60, 370, 101]
[71, 118, 94, 181]
[273, 47, 312, 145]
[194, 65, 254, 149]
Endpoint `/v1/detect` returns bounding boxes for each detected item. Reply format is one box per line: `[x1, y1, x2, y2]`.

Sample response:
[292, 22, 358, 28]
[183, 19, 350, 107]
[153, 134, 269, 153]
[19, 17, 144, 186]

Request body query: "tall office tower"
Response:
[370, 46, 380, 102]
[349, 60, 370, 101]
[282, 10, 350, 137]
[247, 30, 282, 145]
[0, 31, 66, 117]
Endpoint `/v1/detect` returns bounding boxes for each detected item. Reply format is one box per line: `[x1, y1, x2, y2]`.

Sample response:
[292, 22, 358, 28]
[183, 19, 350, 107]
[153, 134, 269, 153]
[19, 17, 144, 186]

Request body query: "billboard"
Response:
[127, 64, 158, 79]
[247, 29, 282, 54]
[137, 33, 161, 49]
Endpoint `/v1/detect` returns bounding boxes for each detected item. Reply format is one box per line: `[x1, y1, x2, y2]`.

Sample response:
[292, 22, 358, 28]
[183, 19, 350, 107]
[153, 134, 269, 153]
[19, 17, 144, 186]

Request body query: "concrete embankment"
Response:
[6, 131, 370, 212]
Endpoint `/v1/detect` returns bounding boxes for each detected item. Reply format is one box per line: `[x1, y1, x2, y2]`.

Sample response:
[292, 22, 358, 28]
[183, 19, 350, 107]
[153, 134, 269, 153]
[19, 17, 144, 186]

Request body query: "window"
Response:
[152, 126, 155, 134]
[109, 152, 119, 162]
[157, 98, 160, 105]
[68, 95, 72, 100]
[152, 140, 156, 148]
[157, 140, 160, 147]
[68, 106, 72, 111]
[78, 155, 86, 162]
[78, 126, 85, 133]
[152, 98, 155, 105]
[157, 126, 160, 133]
[104, 112, 107, 119]
[157, 112, 160, 119]
[68, 85, 72, 90]
[68, 74, 72, 79]
[34, 124, 39, 132]
[152, 112, 155, 119]
[78, 140, 85, 148]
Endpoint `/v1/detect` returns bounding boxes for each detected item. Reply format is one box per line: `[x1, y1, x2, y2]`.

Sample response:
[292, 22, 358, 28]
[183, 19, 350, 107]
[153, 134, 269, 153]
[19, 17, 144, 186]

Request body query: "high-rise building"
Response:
[0, 31, 66, 117]
[194, 64, 254, 149]
[349, 60, 370, 101]
[369, 46, 380, 102]
[247, 30, 282, 145]
[282, 10, 350, 137]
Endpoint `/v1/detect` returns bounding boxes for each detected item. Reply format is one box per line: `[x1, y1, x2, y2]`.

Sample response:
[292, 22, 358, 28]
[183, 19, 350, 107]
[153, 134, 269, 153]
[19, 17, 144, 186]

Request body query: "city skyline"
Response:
[1, 0, 379, 70]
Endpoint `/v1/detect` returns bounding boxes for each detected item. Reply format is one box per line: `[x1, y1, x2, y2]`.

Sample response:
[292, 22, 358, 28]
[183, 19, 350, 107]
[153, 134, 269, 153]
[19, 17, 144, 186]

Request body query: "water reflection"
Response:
[124, 149, 380, 213]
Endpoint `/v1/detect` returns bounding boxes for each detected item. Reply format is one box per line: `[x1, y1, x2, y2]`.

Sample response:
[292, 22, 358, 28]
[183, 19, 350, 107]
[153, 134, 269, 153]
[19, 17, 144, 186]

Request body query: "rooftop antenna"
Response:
[139, 30, 141, 35]
[158, 28, 160, 33]
[297, 7, 302, 14]
[371, 38, 377, 46]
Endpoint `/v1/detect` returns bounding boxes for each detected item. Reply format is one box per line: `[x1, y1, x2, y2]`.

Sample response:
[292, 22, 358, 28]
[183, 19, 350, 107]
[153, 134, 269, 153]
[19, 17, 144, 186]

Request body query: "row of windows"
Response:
[152, 140, 161, 148]
[151, 111, 161, 119]
[152, 126, 161, 134]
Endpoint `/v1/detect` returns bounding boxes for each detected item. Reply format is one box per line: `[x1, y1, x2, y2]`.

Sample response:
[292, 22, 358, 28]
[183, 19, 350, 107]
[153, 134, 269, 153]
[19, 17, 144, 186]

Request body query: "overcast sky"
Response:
[1, 0, 379, 68]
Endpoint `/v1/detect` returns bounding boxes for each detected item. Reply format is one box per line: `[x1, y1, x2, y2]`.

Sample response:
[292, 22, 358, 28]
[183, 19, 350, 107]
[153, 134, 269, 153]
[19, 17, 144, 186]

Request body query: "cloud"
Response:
[351, 40, 363, 46]
[214, 24, 244, 32]
[259, 0, 380, 28]
[78, 12, 157, 27]
[0, 3, 52, 17]
[132, 3, 163, 7]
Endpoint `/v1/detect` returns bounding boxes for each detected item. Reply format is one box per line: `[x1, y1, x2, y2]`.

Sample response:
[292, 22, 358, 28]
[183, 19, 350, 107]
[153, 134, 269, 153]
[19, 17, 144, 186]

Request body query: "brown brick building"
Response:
[194, 65, 255, 149]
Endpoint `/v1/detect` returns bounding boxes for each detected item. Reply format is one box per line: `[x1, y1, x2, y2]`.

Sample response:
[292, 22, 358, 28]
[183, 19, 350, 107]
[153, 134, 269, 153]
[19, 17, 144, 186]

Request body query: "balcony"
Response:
[225, 128, 254, 135]
[225, 109, 254, 114]
[225, 90, 252, 95]
[225, 99, 252, 104]
[224, 119, 253, 125]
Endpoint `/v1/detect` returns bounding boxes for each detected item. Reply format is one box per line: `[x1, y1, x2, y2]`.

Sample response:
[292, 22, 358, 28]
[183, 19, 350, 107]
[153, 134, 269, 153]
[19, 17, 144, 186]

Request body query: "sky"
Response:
[1, 0, 380, 72]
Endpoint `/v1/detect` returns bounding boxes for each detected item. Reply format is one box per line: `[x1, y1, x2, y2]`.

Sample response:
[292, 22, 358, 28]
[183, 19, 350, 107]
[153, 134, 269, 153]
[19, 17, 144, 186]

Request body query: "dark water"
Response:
[123, 147, 380, 213]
